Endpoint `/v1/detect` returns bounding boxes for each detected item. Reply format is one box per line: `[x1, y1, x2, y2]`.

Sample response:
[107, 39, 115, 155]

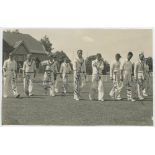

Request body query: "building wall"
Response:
[32, 53, 47, 61]
[14, 45, 29, 62]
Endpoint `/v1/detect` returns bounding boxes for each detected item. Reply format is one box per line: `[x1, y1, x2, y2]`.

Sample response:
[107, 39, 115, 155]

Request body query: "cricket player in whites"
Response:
[89, 53, 104, 101]
[60, 58, 72, 94]
[41, 54, 58, 96]
[109, 53, 123, 100]
[73, 50, 86, 101]
[3, 52, 20, 98]
[143, 59, 150, 96]
[121, 52, 135, 102]
[23, 54, 36, 96]
[134, 52, 145, 100]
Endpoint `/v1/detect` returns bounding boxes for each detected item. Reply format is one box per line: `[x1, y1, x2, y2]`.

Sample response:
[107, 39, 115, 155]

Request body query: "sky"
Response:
[17, 28, 152, 63]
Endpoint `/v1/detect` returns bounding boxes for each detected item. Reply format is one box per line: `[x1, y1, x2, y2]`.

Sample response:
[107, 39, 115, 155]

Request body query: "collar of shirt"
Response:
[76, 57, 84, 63]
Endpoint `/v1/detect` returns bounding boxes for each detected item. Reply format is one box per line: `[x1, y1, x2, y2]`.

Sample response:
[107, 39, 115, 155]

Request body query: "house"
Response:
[3, 31, 47, 68]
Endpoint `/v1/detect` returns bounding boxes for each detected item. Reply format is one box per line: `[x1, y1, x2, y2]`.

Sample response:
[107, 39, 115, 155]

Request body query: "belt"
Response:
[138, 71, 144, 73]
[45, 70, 53, 72]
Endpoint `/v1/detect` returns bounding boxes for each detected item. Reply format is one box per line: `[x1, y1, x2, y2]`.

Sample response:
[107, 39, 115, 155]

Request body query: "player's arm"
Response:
[3, 61, 7, 77]
[134, 62, 138, 80]
[22, 62, 26, 78]
[120, 62, 124, 81]
[92, 60, 98, 69]
[59, 64, 63, 78]
[73, 59, 77, 73]
[34, 61, 37, 78]
[100, 60, 104, 71]
[83, 59, 87, 79]
[15, 61, 18, 78]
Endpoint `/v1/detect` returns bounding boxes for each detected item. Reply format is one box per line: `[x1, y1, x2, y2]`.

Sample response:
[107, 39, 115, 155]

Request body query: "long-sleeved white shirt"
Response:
[92, 59, 104, 75]
[134, 60, 145, 79]
[3, 58, 17, 72]
[110, 60, 121, 78]
[23, 60, 36, 73]
[41, 60, 58, 73]
[60, 62, 72, 75]
[122, 59, 133, 76]
[73, 57, 86, 74]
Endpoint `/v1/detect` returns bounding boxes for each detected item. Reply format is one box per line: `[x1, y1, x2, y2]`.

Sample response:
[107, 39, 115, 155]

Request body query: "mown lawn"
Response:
[2, 74, 153, 125]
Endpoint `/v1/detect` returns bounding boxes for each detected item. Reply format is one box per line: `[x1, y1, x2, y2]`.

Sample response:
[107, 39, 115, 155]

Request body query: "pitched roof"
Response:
[3, 40, 14, 54]
[3, 31, 47, 54]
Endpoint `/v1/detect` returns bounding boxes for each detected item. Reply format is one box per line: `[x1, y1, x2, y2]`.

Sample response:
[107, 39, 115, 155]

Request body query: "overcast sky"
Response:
[17, 29, 152, 63]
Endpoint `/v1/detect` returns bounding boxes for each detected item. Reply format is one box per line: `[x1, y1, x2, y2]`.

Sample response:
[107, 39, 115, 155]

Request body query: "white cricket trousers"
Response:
[43, 72, 55, 96]
[62, 74, 69, 93]
[23, 73, 34, 95]
[109, 73, 122, 99]
[137, 73, 145, 98]
[89, 75, 104, 100]
[3, 72, 18, 97]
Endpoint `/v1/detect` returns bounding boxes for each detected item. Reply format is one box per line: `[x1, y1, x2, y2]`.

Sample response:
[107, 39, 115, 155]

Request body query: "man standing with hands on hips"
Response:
[41, 54, 58, 96]
[73, 50, 86, 101]
[60, 58, 72, 95]
[109, 53, 123, 100]
[121, 52, 135, 102]
[134, 52, 145, 100]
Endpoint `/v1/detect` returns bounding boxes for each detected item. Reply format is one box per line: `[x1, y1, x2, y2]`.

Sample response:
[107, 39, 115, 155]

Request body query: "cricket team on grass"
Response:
[3, 50, 151, 102]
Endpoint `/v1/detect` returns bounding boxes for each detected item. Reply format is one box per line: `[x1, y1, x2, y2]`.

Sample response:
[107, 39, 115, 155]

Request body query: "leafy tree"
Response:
[40, 35, 54, 53]
[53, 50, 72, 71]
[12, 29, 20, 33]
[85, 55, 96, 74]
[146, 57, 153, 72]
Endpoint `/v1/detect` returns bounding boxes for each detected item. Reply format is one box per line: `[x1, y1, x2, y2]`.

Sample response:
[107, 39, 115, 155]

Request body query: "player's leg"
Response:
[49, 76, 55, 97]
[89, 76, 97, 100]
[24, 75, 29, 96]
[98, 78, 104, 101]
[127, 81, 135, 102]
[54, 74, 59, 93]
[28, 74, 33, 96]
[115, 74, 123, 100]
[63, 75, 67, 94]
[109, 80, 115, 99]
[109, 73, 117, 99]
[143, 76, 149, 96]
[74, 73, 80, 100]
[43, 73, 49, 95]
[3, 75, 10, 98]
[137, 78, 144, 100]
[11, 74, 20, 98]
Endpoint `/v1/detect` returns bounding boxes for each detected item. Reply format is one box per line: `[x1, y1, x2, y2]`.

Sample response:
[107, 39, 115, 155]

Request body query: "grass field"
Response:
[2, 74, 153, 125]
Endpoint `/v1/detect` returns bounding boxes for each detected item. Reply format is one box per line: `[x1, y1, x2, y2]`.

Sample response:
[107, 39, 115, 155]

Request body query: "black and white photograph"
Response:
[1, 28, 153, 125]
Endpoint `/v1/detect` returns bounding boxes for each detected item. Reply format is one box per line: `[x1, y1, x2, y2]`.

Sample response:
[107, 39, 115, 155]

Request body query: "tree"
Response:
[85, 55, 96, 74]
[146, 57, 153, 72]
[40, 35, 54, 53]
[12, 29, 20, 33]
[53, 50, 72, 71]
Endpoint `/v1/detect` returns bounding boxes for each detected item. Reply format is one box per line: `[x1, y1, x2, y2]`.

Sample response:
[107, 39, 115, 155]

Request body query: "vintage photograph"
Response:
[1, 28, 153, 125]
